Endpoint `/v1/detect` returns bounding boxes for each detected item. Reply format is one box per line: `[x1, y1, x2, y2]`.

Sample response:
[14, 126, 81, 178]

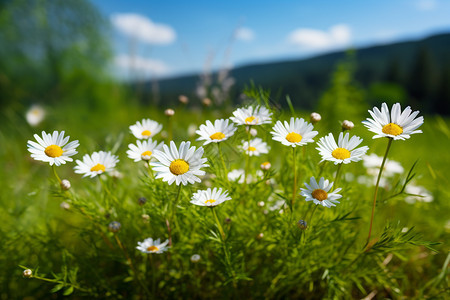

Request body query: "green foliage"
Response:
[0, 89, 448, 298]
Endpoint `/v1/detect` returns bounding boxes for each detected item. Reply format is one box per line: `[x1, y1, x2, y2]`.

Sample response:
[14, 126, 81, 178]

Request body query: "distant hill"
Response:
[141, 33, 450, 114]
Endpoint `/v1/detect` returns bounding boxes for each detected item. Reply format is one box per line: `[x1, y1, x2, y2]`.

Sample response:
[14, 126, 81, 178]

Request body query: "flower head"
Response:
[191, 187, 231, 207]
[300, 177, 342, 208]
[74, 151, 119, 178]
[27, 131, 79, 166]
[362, 103, 424, 140]
[316, 132, 369, 165]
[130, 118, 163, 139]
[151, 141, 208, 185]
[363, 153, 404, 177]
[342, 120, 354, 131]
[196, 119, 237, 145]
[230, 106, 272, 126]
[127, 139, 164, 162]
[241, 138, 269, 156]
[271, 117, 318, 147]
[137, 238, 169, 254]
[26, 105, 45, 127]
[310, 112, 321, 124]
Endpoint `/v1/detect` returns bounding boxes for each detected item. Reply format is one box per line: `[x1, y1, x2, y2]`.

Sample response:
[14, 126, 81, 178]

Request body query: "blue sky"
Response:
[93, 0, 450, 79]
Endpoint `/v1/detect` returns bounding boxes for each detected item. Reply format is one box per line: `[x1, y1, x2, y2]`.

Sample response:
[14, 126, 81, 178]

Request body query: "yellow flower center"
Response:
[262, 162, 270, 167]
[90, 163, 106, 172]
[141, 130, 151, 137]
[205, 199, 216, 204]
[248, 146, 256, 152]
[210, 132, 226, 140]
[382, 123, 403, 136]
[141, 150, 152, 157]
[147, 245, 159, 252]
[169, 159, 189, 175]
[311, 189, 328, 201]
[44, 145, 63, 158]
[245, 116, 256, 123]
[286, 132, 302, 143]
[331, 148, 351, 160]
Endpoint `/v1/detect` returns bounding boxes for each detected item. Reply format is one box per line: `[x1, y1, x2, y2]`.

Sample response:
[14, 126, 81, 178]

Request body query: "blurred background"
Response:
[1, 0, 450, 119]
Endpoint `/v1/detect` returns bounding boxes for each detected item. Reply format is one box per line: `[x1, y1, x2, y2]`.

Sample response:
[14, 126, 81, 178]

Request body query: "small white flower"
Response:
[190, 187, 231, 207]
[300, 177, 342, 208]
[136, 238, 169, 254]
[260, 161, 271, 170]
[127, 139, 164, 162]
[228, 169, 248, 184]
[165, 109, 175, 116]
[241, 138, 269, 156]
[130, 118, 163, 139]
[316, 132, 369, 165]
[26, 104, 45, 127]
[151, 141, 208, 185]
[404, 183, 433, 203]
[271, 117, 318, 147]
[362, 102, 424, 140]
[230, 106, 272, 126]
[196, 119, 237, 145]
[27, 131, 79, 166]
[74, 151, 119, 178]
[249, 128, 258, 136]
[363, 154, 404, 177]
[190, 254, 201, 263]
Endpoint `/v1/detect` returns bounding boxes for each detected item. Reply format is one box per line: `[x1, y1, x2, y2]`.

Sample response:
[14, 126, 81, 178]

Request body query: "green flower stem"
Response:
[333, 163, 343, 189]
[243, 126, 252, 190]
[291, 146, 297, 211]
[168, 115, 173, 142]
[52, 165, 62, 184]
[147, 160, 154, 178]
[114, 234, 150, 296]
[366, 138, 393, 246]
[168, 184, 182, 246]
[217, 143, 229, 183]
[99, 176, 118, 210]
[211, 207, 226, 240]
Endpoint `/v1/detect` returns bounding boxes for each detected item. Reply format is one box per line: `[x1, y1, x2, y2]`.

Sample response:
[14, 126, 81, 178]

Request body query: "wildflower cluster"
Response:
[24, 102, 430, 298]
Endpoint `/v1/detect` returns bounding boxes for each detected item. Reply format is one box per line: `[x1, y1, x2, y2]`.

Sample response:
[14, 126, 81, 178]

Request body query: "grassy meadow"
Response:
[0, 92, 449, 299]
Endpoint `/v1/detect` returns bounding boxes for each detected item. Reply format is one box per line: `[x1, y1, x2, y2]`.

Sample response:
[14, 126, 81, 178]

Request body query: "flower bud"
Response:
[60, 202, 70, 210]
[249, 128, 257, 136]
[224, 217, 232, 224]
[190, 254, 201, 263]
[23, 269, 32, 278]
[297, 220, 308, 230]
[138, 197, 147, 206]
[257, 232, 264, 240]
[108, 221, 121, 233]
[260, 161, 271, 170]
[310, 112, 321, 124]
[60, 179, 71, 190]
[342, 120, 354, 131]
[142, 214, 150, 223]
[257, 201, 265, 207]
[202, 98, 212, 107]
[178, 95, 189, 104]
[165, 108, 175, 116]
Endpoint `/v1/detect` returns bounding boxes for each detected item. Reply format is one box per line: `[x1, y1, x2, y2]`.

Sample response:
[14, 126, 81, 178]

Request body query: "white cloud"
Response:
[287, 24, 351, 50]
[235, 27, 255, 41]
[111, 13, 176, 45]
[416, 0, 437, 11]
[115, 54, 169, 75]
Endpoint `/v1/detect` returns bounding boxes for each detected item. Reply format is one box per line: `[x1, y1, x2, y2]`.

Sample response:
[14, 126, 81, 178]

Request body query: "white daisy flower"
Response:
[362, 102, 424, 140]
[300, 177, 342, 208]
[196, 119, 237, 145]
[26, 104, 45, 127]
[230, 106, 272, 126]
[27, 131, 79, 166]
[404, 183, 433, 204]
[74, 151, 119, 178]
[271, 117, 318, 147]
[241, 138, 269, 156]
[129, 118, 163, 139]
[316, 132, 369, 165]
[190, 187, 231, 207]
[126, 139, 164, 162]
[136, 238, 169, 254]
[151, 141, 209, 185]
[363, 154, 404, 177]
